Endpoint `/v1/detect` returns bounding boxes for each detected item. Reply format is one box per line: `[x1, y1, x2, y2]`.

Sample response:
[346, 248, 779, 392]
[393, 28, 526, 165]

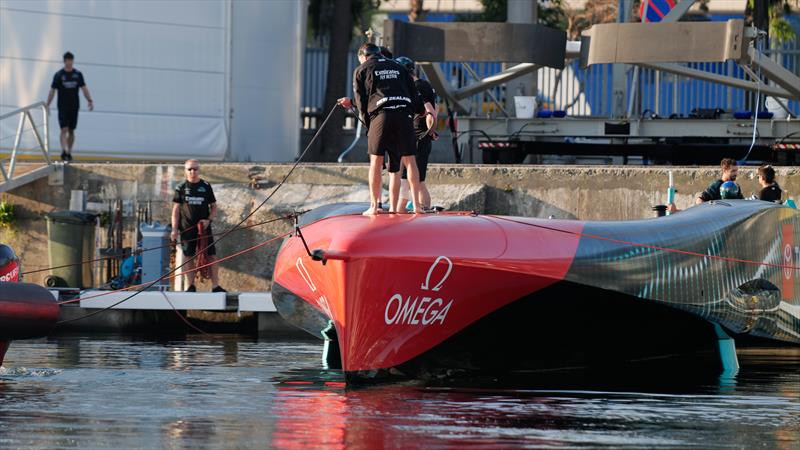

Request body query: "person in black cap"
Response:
[46, 51, 94, 162]
[338, 43, 422, 215]
[395, 56, 437, 211]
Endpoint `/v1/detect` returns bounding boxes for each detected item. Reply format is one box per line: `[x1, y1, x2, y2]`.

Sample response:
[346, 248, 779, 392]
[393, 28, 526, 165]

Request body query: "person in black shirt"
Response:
[395, 56, 437, 211]
[338, 43, 423, 215]
[696, 158, 744, 204]
[46, 52, 94, 162]
[171, 160, 226, 293]
[757, 165, 782, 203]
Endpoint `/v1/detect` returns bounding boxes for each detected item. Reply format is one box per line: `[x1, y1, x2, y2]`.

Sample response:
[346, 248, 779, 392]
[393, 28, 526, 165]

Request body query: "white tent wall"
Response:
[228, 0, 305, 162]
[0, 0, 305, 162]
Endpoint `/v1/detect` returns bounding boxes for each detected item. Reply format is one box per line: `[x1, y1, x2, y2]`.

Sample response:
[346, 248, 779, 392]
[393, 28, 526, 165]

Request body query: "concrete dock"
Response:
[4, 162, 798, 331]
[54, 289, 302, 335]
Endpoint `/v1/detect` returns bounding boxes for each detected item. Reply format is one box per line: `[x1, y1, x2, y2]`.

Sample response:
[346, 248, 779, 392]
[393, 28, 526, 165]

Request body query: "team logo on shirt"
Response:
[198, 186, 206, 193]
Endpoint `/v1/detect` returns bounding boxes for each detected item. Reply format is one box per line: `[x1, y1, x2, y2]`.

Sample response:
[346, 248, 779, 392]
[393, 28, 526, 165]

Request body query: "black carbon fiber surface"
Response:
[566, 200, 800, 343]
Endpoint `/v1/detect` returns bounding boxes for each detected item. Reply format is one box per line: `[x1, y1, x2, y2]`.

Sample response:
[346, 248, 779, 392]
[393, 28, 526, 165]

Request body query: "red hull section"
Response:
[0, 283, 60, 341]
[273, 213, 584, 373]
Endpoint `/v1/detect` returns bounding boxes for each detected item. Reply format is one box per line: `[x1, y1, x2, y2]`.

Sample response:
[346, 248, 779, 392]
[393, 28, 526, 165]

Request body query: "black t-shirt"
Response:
[413, 79, 437, 140]
[172, 180, 216, 231]
[352, 55, 418, 131]
[51, 69, 86, 111]
[699, 179, 744, 201]
[759, 184, 782, 203]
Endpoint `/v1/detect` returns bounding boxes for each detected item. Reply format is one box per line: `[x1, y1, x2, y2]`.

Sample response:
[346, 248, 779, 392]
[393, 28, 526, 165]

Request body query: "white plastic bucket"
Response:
[765, 97, 789, 120]
[514, 96, 537, 119]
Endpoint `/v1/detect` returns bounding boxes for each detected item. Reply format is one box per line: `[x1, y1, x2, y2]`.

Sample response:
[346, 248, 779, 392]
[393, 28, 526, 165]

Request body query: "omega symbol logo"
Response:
[783, 244, 793, 280]
[421, 256, 453, 291]
[296, 257, 316, 292]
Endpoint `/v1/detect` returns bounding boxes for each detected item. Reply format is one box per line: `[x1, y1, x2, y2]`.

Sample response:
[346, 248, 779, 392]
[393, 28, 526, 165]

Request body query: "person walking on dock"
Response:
[171, 160, 226, 293]
[46, 51, 94, 162]
[338, 43, 423, 215]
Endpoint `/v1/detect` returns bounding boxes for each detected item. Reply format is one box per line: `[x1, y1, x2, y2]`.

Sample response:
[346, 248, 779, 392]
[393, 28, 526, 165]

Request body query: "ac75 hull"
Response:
[272, 201, 800, 383]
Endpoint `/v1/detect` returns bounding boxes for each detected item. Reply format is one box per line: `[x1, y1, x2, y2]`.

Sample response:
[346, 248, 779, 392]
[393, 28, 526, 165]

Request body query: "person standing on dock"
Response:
[171, 160, 226, 293]
[696, 158, 744, 204]
[46, 51, 94, 162]
[337, 43, 423, 215]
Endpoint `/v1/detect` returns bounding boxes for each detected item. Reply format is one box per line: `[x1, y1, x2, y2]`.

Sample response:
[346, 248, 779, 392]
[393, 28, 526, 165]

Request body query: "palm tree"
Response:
[746, 0, 798, 43]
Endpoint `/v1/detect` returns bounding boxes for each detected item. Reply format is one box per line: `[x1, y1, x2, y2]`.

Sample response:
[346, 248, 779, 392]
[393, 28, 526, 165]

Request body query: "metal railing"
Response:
[0, 101, 51, 182]
[302, 38, 800, 120]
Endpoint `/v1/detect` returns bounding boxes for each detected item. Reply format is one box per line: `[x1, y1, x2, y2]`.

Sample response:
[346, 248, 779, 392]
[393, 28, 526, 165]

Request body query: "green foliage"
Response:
[457, 0, 567, 29]
[479, 0, 506, 22]
[539, 0, 568, 30]
[455, 0, 506, 22]
[771, 17, 797, 42]
[746, 0, 798, 42]
[0, 199, 16, 229]
[308, 0, 381, 40]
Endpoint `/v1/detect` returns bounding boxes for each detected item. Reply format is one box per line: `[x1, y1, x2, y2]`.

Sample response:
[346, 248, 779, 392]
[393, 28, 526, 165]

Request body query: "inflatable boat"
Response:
[0, 244, 59, 366]
[272, 202, 800, 383]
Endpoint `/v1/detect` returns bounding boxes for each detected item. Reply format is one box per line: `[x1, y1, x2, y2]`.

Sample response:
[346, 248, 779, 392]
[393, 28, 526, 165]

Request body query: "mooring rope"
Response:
[22, 215, 295, 276]
[55, 104, 342, 327]
[487, 214, 800, 271]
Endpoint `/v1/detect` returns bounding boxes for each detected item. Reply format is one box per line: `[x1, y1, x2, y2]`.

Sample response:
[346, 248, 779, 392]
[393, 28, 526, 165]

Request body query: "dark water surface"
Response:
[1, 335, 797, 449]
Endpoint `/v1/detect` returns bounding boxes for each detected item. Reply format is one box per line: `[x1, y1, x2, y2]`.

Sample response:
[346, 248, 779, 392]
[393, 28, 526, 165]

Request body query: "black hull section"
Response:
[346, 281, 729, 384]
[567, 200, 800, 344]
[272, 282, 330, 340]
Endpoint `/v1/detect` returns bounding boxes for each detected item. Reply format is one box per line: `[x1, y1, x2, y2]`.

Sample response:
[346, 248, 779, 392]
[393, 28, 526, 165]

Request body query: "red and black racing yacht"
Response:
[273, 202, 800, 383]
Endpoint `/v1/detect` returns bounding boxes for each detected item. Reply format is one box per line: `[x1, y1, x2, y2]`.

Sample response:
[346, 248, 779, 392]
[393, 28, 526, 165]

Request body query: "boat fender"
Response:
[0, 282, 59, 341]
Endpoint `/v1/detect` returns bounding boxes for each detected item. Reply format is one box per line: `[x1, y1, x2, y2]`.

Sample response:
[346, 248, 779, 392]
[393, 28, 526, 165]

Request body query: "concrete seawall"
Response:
[4, 162, 798, 292]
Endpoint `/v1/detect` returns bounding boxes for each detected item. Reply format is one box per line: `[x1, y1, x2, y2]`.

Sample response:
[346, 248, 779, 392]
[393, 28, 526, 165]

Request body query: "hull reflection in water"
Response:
[273, 201, 800, 383]
[270, 346, 800, 449]
[1, 337, 797, 449]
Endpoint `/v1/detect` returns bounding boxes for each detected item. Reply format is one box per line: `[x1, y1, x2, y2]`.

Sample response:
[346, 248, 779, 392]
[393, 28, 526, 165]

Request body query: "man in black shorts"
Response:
[46, 51, 94, 161]
[171, 160, 226, 293]
[395, 57, 437, 211]
[338, 43, 422, 215]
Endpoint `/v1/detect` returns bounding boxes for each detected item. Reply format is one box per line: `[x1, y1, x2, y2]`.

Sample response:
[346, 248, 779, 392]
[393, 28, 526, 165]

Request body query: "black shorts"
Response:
[402, 135, 432, 182]
[180, 225, 216, 257]
[367, 109, 416, 173]
[58, 108, 79, 130]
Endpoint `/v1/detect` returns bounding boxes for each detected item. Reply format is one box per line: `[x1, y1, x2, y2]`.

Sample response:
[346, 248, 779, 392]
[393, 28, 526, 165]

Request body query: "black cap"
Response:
[358, 43, 380, 58]
[395, 56, 415, 73]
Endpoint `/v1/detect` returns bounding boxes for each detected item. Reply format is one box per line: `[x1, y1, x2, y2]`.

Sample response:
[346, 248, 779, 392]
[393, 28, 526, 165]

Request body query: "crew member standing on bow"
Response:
[338, 43, 423, 215]
[171, 160, 226, 293]
[396, 56, 438, 211]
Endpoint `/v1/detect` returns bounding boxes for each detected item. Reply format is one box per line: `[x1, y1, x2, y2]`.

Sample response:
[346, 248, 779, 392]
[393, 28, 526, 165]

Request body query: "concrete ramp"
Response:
[0, 163, 59, 193]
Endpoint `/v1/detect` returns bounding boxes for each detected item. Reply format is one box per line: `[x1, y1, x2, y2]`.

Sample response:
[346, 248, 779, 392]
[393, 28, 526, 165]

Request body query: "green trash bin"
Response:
[45, 211, 96, 288]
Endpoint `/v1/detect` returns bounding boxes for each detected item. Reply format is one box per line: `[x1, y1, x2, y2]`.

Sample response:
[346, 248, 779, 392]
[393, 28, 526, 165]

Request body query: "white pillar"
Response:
[504, 0, 538, 117]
